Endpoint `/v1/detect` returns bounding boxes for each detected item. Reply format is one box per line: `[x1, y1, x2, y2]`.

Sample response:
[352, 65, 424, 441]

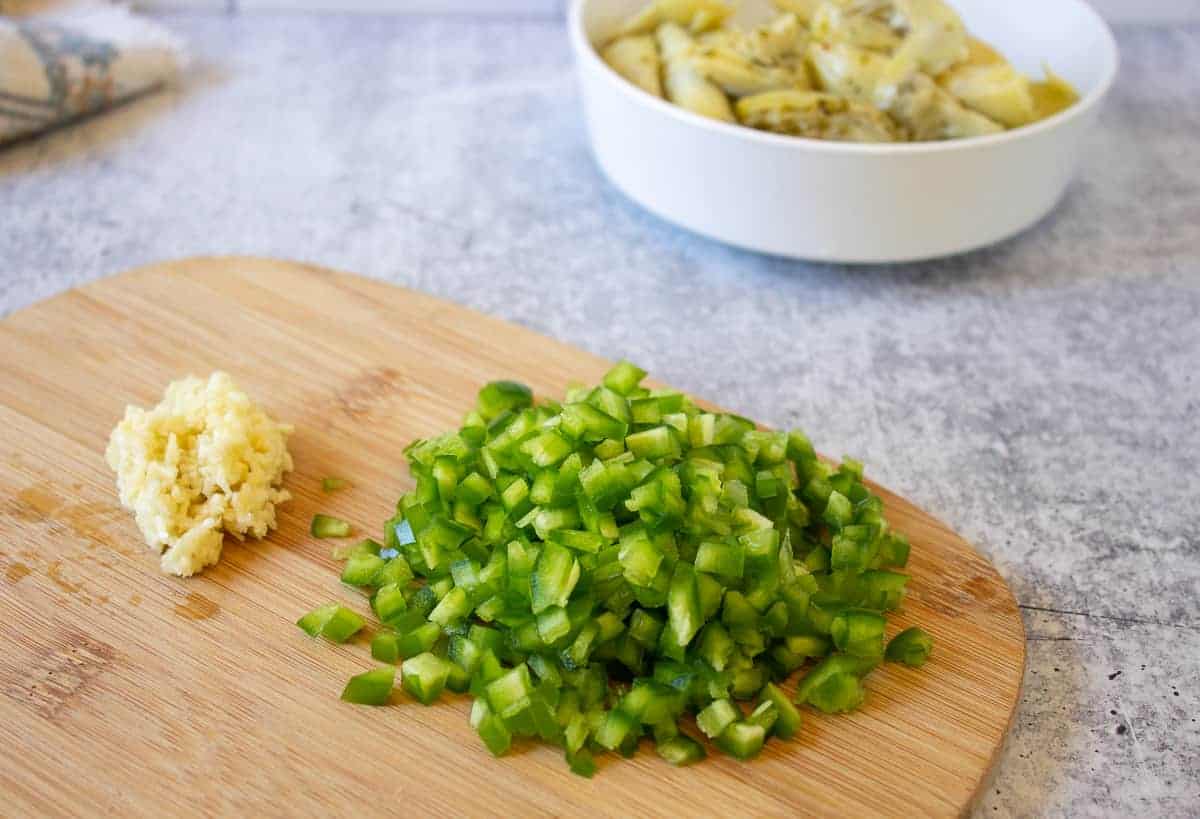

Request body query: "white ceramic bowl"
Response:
[569, 0, 1119, 263]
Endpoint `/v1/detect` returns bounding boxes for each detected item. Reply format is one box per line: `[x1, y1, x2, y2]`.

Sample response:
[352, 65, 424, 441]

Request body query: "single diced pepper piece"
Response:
[694, 539, 745, 578]
[626, 426, 681, 460]
[401, 652, 452, 705]
[831, 533, 870, 572]
[373, 556, 414, 588]
[651, 717, 679, 743]
[536, 606, 572, 645]
[730, 664, 767, 700]
[805, 593, 847, 635]
[334, 537, 382, 561]
[371, 632, 400, 664]
[618, 681, 678, 725]
[695, 571, 724, 620]
[785, 634, 831, 658]
[860, 570, 909, 611]
[628, 608, 664, 648]
[759, 682, 802, 739]
[619, 527, 665, 587]
[341, 552, 386, 586]
[456, 471, 494, 506]
[416, 515, 471, 571]
[796, 654, 878, 712]
[486, 663, 536, 720]
[560, 402, 629, 442]
[341, 666, 394, 705]
[476, 380, 533, 422]
[296, 602, 338, 637]
[549, 528, 607, 554]
[311, 514, 352, 538]
[667, 563, 703, 648]
[806, 672, 866, 713]
[521, 430, 575, 468]
[531, 542, 581, 614]
[877, 532, 911, 567]
[657, 734, 706, 766]
[830, 609, 887, 659]
[595, 708, 638, 751]
[533, 507, 583, 540]
[560, 622, 599, 670]
[471, 699, 513, 756]
[566, 747, 597, 778]
[696, 698, 740, 739]
[886, 627, 934, 667]
[297, 602, 364, 643]
[825, 492, 854, 528]
[429, 587, 473, 626]
[603, 360, 647, 395]
[396, 621, 442, 657]
[715, 721, 766, 760]
[746, 700, 778, 735]
[697, 621, 736, 672]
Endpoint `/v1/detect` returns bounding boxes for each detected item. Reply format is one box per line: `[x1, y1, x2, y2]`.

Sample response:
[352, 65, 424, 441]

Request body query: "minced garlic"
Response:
[105, 372, 293, 576]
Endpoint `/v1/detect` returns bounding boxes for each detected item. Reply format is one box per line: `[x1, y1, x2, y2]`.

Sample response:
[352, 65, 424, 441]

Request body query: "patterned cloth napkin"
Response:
[0, 1, 185, 145]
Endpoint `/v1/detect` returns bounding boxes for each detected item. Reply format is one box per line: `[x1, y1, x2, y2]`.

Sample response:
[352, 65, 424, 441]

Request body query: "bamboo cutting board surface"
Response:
[0, 257, 1024, 818]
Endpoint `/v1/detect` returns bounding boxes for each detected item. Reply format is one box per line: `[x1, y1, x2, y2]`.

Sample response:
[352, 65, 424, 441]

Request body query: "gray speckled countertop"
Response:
[2, 11, 1198, 817]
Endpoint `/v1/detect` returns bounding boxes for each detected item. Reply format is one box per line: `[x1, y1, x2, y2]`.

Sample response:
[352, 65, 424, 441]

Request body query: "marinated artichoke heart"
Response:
[887, 71, 1004, 140]
[603, 34, 664, 98]
[620, 0, 732, 37]
[691, 13, 811, 96]
[1030, 68, 1081, 120]
[810, 0, 902, 52]
[599, 0, 1080, 142]
[937, 38, 1036, 128]
[809, 40, 1001, 140]
[737, 89, 902, 142]
[659, 22, 736, 121]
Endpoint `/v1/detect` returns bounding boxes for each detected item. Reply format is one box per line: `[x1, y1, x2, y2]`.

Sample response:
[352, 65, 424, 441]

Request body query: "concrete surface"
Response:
[1, 12, 1197, 817]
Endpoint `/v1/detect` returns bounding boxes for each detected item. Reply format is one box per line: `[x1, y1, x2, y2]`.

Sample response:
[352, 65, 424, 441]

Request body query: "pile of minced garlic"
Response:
[106, 372, 293, 576]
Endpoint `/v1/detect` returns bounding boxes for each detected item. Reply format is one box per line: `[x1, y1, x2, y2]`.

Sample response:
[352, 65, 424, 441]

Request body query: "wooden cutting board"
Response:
[0, 257, 1024, 818]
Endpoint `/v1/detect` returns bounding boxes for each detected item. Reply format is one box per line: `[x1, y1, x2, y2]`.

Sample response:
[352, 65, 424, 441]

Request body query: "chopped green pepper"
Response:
[299, 363, 934, 776]
[396, 621, 441, 657]
[341, 666, 394, 705]
[595, 708, 638, 751]
[296, 602, 364, 643]
[471, 699, 512, 756]
[830, 609, 887, 659]
[485, 663, 536, 720]
[530, 542, 581, 615]
[796, 654, 878, 712]
[402, 652, 452, 704]
[567, 747, 597, 778]
[746, 700, 779, 735]
[371, 632, 400, 664]
[341, 552, 386, 586]
[476, 380, 533, 422]
[806, 672, 866, 713]
[759, 682, 802, 739]
[886, 627, 934, 667]
[697, 698, 740, 739]
[603, 360, 647, 395]
[715, 721, 766, 760]
[311, 514, 353, 538]
[657, 734, 706, 766]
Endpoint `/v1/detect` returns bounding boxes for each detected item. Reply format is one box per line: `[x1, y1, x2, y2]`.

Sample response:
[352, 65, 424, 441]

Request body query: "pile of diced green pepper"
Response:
[299, 362, 931, 775]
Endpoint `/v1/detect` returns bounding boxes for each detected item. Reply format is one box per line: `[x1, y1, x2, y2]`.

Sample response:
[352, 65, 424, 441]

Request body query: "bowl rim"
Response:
[568, 0, 1120, 155]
